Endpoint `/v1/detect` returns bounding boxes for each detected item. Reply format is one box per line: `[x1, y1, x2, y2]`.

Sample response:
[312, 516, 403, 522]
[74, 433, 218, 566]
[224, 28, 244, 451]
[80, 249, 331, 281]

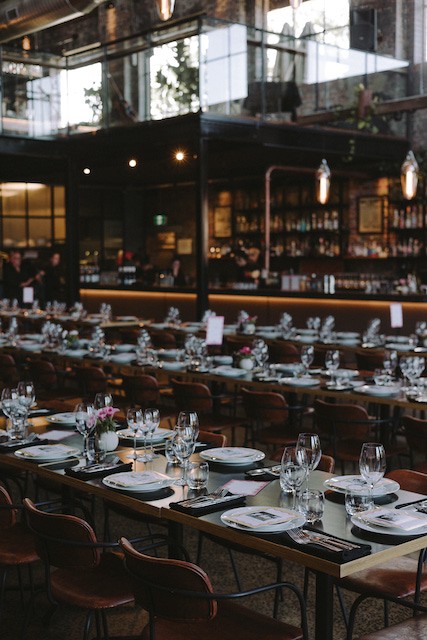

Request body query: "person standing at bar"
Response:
[43, 252, 64, 303]
[2, 250, 38, 304]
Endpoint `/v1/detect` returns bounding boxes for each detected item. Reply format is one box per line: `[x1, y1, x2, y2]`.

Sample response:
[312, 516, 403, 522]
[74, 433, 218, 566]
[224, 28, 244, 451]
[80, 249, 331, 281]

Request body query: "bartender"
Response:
[3, 250, 41, 304]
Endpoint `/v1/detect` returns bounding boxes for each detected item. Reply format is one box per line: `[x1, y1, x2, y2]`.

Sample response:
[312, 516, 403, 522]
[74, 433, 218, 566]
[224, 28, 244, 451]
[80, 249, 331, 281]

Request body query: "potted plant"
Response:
[235, 346, 255, 371]
[95, 406, 120, 451]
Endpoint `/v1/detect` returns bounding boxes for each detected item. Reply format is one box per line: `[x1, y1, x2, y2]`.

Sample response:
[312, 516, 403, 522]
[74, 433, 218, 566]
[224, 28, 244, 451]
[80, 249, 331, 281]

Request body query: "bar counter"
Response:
[80, 287, 427, 333]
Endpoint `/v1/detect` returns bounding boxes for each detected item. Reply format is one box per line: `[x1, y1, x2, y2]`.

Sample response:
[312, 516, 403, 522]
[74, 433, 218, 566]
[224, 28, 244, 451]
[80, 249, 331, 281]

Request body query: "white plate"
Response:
[46, 412, 77, 425]
[385, 343, 411, 351]
[257, 331, 281, 340]
[109, 353, 136, 364]
[150, 323, 167, 330]
[336, 331, 360, 339]
[102, 471, 174, 492]
[64, 349, 89, 358]
[116, 316, 138, 322]
[324, 475, 400, 497]
[336, 339, 361, 346]
[20, 343, 41, 352]
[15, 444, 80, 461]
[355, 384, 400, 397]
[295, 336, 317, 344]
[386, 335, 411, 344]
[351, 514, 427, 537]
[116, 427, 171, 443]
[322, 368, 359, 378]
[114, 344, 136, 353]
[157, 349, 180, 358]
[221, 506, 305, 533]
[212, 366, 248, 378]
[280, 377, 320, 387]
[297, 329, 319, 336]
[161, 361, 186, 371]
[213, 355, 233, 365]
[200, 447, 265, 465]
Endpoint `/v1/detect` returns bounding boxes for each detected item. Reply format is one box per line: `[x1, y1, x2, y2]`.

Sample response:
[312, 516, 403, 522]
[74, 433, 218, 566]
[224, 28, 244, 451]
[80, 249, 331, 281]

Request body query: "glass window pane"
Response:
[104, 219, 123, 248]
[3, 218, 27, 247]
[1, 183, 26, 217]
[28, 219, 52, 247]
[54, 186, 65, 216]
[54, 217, 66, 241]
[28, 184, 51, 217]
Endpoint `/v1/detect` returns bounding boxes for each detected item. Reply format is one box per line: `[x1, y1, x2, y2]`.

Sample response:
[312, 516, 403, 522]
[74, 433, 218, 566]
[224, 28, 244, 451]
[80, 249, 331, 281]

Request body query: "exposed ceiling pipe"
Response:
[0, 0, 108, 43]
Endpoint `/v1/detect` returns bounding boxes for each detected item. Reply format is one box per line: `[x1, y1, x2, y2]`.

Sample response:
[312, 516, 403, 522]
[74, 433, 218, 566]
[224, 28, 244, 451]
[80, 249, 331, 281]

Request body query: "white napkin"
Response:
[225, 508, 297, 529]
[45, 430, 73, 442]
[207, 447, 257, 461]
[359, 507, 427, 531]
[20, 444, 74, 458]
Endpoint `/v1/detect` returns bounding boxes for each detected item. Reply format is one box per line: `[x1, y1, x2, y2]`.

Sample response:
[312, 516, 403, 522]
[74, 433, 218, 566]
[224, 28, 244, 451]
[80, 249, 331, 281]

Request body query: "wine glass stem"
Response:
[134, 433, 137, 460]
[84, 434, 89, 459]
[143, 435, 148, 458]
[181, 459, 188, 484]
[292, 488, 296, 510]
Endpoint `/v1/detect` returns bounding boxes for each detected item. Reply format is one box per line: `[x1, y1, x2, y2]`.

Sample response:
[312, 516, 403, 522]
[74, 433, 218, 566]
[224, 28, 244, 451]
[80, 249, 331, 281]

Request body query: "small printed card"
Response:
[206, 315, 224, 345]
[107, 471, 166, 487]
[224, 507, 298, 529]
[223, 479, 268, 496]
[359, 507, 427, 531]
[45, 430, 74, 442]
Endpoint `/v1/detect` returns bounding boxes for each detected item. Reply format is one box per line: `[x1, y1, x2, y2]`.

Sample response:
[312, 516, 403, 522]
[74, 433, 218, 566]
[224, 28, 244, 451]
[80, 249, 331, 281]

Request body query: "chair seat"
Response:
[198, 414, 245, 433]
[141, 601, 303, 640]
[340, 557, 427, 599]
[357, 614, 427, 639]
[258, 424, 298, 446]
[324, 440, 406, 462]
[51, 552, 134, 609]
[0, 523, 39, 566]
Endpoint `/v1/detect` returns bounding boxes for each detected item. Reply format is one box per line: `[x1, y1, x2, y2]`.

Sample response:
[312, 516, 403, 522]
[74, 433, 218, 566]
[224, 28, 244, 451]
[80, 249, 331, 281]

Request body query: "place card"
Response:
[206, 315, 224, 345]
[390, 303, 403, 329]
[222, 479, 269, 496]
[224, 507, 298, 529]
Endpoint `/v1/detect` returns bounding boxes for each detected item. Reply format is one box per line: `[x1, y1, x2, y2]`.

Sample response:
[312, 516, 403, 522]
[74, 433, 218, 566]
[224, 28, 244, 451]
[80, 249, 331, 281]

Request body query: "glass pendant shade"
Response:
[290, 0, 303, 8]
[401, 150, 419, 200]
[156, 0, 176, 21]
[316, 159, 331, 205]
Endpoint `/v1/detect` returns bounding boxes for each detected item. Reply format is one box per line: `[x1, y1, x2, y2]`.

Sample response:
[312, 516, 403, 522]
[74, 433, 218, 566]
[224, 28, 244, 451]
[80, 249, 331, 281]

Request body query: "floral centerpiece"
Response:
[66, 329, 80, 350]
[237, 310, 257, 335]
[95, 406, 120, 451]
[235, 346, 255, 371]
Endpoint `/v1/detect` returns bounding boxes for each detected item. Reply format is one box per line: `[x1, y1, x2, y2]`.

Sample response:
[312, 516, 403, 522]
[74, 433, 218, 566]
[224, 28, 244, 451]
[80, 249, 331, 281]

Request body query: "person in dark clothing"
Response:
[43, 252, 64, 302]
[3, 251, 37, 303]
[170, 256, 187, 286]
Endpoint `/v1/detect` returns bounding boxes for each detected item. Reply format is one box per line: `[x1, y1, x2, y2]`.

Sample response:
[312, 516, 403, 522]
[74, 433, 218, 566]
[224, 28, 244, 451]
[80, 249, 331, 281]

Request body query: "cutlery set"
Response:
[288, 528, 361, 551]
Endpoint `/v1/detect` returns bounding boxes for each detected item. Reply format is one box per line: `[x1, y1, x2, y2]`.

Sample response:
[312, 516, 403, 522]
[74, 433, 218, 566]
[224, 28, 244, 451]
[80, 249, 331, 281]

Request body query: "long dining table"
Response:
[1, 418, 427, 640]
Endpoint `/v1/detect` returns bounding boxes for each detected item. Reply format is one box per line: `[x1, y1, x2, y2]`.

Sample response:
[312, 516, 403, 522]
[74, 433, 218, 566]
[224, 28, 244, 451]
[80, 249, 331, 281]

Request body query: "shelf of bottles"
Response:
[387, 178, 426, 257]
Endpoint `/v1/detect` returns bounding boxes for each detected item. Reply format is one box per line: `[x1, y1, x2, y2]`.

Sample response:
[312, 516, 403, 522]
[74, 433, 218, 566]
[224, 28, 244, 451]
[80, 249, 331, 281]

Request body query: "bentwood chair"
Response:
[268, 341, 300, 364]
[0, 353, 20, 385]
[23, 498, 136, 640]
[120, 537, 308, 640]
[271, 450, 335, 473]
[339, 469, 427, 640]
[401, 415, 427, 472]
[0, 485, 39, 625]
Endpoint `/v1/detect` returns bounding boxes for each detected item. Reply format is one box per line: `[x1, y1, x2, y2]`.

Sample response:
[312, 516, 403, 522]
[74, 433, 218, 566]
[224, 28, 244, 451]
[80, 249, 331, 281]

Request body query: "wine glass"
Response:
[171, 429, 195, 486]
[17, 381, 35, 418]
[74, 402, 96, 459]
[280, 446, 307, 509]
[359, 442, 386, 499]
[300, 345, 314, 376]
[325, 349, 340, 386]
[94, 393, 113, 409]
[1, 387, 20, 439]
[126, 408, 144, 465]
[383, 349, 397, 383]
[296, 433, 321, 493]
[176, 411, 199, 440]
[143, 408, 160, 461]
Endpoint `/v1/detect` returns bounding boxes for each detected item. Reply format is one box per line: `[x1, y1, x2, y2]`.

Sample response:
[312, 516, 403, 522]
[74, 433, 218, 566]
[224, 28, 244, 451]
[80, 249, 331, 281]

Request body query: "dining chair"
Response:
[171, 379, 245, 442]
[313, 400, 404, 474]
[355, 349, 385, 374]
[148, 330, 177, 349]
[23, 498, 137, 640]
[28, 359, 75, 400]
[268, 341, 300, 363]
[338, 468, 427, 640]
[0, 353, 20, 385]
[120, 373, 174, 417]
[401, 415, 427, 472]
[240, 387, 305, 449]
[271, 450, 335, 473]
[0, 484, 39, 626]
[197, 429, 227, 448]
[120, 537, 309, 640]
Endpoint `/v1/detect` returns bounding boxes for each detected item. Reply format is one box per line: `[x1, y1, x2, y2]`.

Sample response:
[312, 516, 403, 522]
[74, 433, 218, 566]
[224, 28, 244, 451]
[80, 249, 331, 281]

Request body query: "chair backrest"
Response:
[120, 537, 216, 621]
[121, 374, 160, 407]
[241, 387, 289, 426]
[271, 450, 335, 473]
[314, 399, 371, 440]
[386, 469, 427, 494]
[402, 415, 427, 455]
[0, 483, 17, 527]
[29, 359, 58, 391]
[355, 349, 385, 373]
[198, 430, 227, 447]
[269, 341, 300, 364]
[75, 366, 108, 396]
[149, 331, 177, 349]
[171, 379, 213, 413]
[23, 498, 100, 569]
[224, 335, 252, 355]
[0, 353, 19, 383]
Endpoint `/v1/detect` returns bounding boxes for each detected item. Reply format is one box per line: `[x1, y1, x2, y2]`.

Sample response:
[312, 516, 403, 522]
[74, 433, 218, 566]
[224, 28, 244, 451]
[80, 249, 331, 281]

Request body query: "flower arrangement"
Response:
[235, 346, 256, 371]
[95, 406, 120, 434]
[237, 310, 257, 334]
[236, 346, 253, 360]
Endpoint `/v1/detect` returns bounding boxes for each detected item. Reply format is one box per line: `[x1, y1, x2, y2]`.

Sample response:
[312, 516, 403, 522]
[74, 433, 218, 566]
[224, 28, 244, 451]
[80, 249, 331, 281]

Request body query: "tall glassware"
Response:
[143, 408, 160, 461]
[280, 446, 307, 509]
[74, 402, 96, 459]
[126, 407, 144, 465]
[359, 442, 386, 499]
[296, 432, 321, 493]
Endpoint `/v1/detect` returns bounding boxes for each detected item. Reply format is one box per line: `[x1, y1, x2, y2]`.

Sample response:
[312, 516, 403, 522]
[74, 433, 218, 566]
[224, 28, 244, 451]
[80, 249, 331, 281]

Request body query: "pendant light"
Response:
[156, 0, 176, 21]
[401, 150, 419, 200]
[316, 159, 331, 205]
[290, 0, 303, 8]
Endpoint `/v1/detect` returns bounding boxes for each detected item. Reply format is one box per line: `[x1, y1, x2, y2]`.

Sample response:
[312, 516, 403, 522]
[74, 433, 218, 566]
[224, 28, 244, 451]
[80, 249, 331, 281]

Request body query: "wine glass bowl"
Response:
[280, 446, 308, 509]
[143, 408, 161, 461]
[300, 346, 314, 375]
[296, 433, 321, 493]
[126, 408, 145, 465]
[359, 442, 386, 497]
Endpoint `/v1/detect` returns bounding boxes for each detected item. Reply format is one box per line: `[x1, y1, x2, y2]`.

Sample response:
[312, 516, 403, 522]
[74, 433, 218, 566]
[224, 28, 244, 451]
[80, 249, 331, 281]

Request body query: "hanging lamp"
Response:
[156, 0, 176, 21]
[400, 150, 419, 200]
[316, 159, 331, 205]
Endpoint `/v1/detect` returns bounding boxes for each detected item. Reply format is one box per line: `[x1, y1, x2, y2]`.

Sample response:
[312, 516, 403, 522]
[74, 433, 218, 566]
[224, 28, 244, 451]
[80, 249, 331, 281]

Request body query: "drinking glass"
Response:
[300, 345, 314, 375]
[187, 461, 209, 490]
[94, 393, 113, 409]
[17, 381, 35, 416]
[1, 387, 17, 435]
[345, 484, 374, 516]
[359, 442, 386, 499]
[325, 349, 340, 386]
[143, 408, 160, 461]
[176, 411, 199, 440]
[279, 446, 307, 509]
[383, 349, 397, 383]
[296, 432, 321, 492]
[171, 430, 195, 486]
[299, 489, 325, 523]
[126, 408, 144, 464]
[74, 402, 96, 459]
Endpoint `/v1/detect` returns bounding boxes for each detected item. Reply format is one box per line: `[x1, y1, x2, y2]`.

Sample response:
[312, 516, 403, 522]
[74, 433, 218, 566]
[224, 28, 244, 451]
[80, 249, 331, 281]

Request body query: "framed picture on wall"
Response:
[157, 231, 176, 250]
[358, 196, 385, 234]
[213, 206, 232, 238]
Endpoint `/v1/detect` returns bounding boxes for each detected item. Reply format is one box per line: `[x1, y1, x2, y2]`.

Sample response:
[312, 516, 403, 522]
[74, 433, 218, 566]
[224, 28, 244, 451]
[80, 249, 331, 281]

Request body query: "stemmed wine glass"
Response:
[325, 349, 340, 386]
[142, 408, 160, 461]
[300, 346, 314, 376]
[359, 442, 386, 500]
[126, 408, 144, 465]
[17, 381, 35, 418]
[172, 424, 196, 486]
[296, 432, 321, 493]
[94, 393, 113, 409]
[383, 349, 397, 384]
[1, 387, 20, 439]
[280, 446, 308, 509]
[74, 402, 96, 459]
[176, 411, 199, 440]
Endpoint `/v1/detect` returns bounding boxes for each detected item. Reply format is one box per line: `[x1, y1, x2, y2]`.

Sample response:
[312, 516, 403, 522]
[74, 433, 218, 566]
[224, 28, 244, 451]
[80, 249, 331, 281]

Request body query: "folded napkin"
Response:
[206, 448, 257, 461]
[224, 507, 298, 529]
[0, 437, 49, 452]
[170, 494, 246, 516]
[105, 471, 167, 488]
[356, 507, 427, 531]
[18, 444, 76, 458]
[65, 461, 132, 480]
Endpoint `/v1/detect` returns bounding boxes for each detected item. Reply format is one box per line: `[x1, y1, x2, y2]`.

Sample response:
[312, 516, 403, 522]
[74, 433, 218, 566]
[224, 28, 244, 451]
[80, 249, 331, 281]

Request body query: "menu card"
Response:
[357, 507, 427, 531]
[224, 507, 298, 529]
[206, 315, 224, 345]
[106, 471, 166, 487]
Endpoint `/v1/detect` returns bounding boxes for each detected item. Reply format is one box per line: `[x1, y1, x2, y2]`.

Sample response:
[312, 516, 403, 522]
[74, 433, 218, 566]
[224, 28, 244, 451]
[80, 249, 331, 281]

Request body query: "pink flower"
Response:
[105, 406, 119, 417]
[239, 346, 252, 355]
[97, 407, 108, 421]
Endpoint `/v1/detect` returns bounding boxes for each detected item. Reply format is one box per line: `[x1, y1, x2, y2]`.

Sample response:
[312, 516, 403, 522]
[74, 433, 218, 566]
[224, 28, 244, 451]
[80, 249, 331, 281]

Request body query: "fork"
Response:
[287, 528, 345, 551]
